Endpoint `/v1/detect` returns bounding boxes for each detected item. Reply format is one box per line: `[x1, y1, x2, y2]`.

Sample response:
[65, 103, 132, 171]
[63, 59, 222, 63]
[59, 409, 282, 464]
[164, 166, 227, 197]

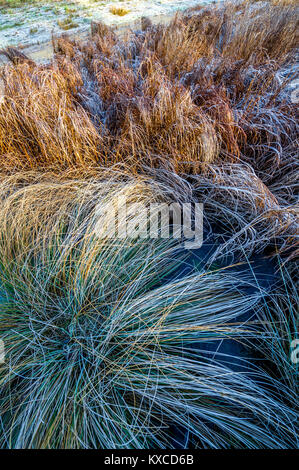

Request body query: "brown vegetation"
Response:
[0, 0, 298, 449]
[0, 0, 298, 258]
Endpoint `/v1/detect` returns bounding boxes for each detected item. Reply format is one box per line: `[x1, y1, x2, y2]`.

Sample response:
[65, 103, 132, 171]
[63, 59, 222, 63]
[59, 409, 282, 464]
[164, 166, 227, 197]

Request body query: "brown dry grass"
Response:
[0, 0, 297, 174]
[0, 3, 297, 448]
[0, 0, 298, 256]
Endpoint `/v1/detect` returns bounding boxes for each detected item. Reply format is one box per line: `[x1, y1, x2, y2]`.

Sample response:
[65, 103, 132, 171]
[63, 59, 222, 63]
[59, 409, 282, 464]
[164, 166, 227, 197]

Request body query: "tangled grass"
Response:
[0, 0, 298, 449]
[0, 175, 297, 448]
[0, 0, 297, 175]
[0, 0, 297, 259]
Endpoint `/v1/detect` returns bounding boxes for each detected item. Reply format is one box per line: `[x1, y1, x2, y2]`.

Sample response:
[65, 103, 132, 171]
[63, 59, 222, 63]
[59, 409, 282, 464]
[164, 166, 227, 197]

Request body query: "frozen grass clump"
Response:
[0, 0, 298, 449]
[110, 6, 130, 17]
[0, 174, 297, 448]
[0, 0, 297, 178]
[0, 0, 297, 262]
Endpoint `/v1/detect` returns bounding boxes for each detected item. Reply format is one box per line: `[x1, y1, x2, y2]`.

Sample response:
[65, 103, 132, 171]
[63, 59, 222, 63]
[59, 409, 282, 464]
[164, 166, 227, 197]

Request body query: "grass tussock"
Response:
[109, 5, 130, 17]
[0, 174, 297, 448]
[0, 0, 297, 259]
[0, 0, 298, 449]
[0, 0, 297, 175]
[57, 16, 79, 31]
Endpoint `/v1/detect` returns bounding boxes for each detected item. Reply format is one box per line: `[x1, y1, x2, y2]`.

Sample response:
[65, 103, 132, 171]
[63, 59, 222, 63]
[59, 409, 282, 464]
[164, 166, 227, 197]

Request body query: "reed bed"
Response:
[0, 0, 298, 449]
